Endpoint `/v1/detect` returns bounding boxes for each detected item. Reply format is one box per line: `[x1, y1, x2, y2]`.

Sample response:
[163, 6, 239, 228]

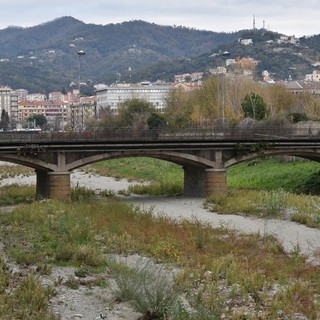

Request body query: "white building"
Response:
[0, 86, 19, 126]
[305, 70, 320, 82]
[96, 83, 172, 115]
[239, 38, 253, 46]
[15, 89, 29, 101]
[26, 93, 47, 101]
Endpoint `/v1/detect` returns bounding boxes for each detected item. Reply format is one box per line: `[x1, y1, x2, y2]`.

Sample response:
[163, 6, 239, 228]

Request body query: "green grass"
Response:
[227, 158, 320, 192]
[87, 157, 320, 195]
[85, 157, 184, 195]
[86, 157, 183, 183]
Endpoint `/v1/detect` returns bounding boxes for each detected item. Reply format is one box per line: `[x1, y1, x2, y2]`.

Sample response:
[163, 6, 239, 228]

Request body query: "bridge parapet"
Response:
[0, 125, 316, 144]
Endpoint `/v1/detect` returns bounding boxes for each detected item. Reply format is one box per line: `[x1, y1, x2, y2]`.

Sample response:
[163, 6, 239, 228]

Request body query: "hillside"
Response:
[131, 29, 320, 82]
[0, 17, 241, 93]
[0, 17, 319, 93]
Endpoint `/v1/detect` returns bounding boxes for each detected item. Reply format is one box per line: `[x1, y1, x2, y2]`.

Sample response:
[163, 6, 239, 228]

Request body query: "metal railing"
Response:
[0, 125, 318, 144]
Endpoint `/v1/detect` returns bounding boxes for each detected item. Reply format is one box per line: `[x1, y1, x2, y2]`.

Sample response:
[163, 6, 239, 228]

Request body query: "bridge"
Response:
[0, 125, 320, 201]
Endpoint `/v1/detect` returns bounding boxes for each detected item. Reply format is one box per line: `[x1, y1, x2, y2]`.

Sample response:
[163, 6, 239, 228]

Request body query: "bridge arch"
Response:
[0, 155, 56, 171]
[63, 151, 217, 199]
[224, 149, 320, 168]
[64, 151, 215, 171]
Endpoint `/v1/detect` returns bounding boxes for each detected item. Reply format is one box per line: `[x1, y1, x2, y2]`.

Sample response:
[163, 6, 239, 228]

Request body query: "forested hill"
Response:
[0, 16, 319, 93]
[0, 16, 241, 92]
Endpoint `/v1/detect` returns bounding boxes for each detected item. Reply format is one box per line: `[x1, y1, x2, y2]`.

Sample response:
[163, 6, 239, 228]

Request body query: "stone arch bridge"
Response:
[0, 126, 319, 200]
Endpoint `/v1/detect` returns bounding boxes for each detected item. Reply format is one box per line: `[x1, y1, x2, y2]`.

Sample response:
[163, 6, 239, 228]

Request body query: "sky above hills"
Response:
[0, 0, 318, 37]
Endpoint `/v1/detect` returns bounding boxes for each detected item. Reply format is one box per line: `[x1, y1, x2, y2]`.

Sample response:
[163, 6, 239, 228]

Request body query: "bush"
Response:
[109, 258, 176, 318]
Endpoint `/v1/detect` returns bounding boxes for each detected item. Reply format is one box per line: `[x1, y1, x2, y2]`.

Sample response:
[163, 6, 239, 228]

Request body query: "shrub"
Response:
[109, 258, 176, 318]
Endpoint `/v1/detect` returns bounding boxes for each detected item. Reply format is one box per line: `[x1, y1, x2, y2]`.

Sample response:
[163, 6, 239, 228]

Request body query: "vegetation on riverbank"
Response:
[86, 157, 320, 194]
[1, 159, 320, 318]
[1, 198, 320, 319]
[87, 157, 320, 228]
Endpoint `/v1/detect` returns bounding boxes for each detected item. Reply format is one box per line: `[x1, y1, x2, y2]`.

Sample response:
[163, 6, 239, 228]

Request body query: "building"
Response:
[15, 89, 28, 101]
[26, 93, 47, 101]
[44, 100, 69, 130]
[305, 70, 320, 82]
[48, 91, 65, 102]
[96, 83, 172, 115]
[18, 100, 69, 130]
[69, 96, 96, 130]
[174, 72, 203, 82]
[238, 38, 253, 46]
[18, 100, 46, 124]
[0, 86, 19, 127]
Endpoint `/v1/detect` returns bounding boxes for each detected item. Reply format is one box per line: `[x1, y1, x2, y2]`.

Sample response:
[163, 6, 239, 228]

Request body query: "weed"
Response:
[261, 189, 288, 218]
[35, 263, 53, 275]
[64, 276, 80, 289]
[99, 189, 116, 197]
[75, 266, 90, 278]
[109, 258, 177, 318]
[0, 274, 57, 319]
[71, 186, 96, 201]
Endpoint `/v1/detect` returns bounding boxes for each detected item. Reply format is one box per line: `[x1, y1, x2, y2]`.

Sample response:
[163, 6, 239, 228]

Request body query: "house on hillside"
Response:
[238, 38, 253, 46]
[305, 70, 320, 82]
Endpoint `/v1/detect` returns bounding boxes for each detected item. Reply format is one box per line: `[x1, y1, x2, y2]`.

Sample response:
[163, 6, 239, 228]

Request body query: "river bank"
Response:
[1, 170, 320, 261]
[1, 169, 320, 319]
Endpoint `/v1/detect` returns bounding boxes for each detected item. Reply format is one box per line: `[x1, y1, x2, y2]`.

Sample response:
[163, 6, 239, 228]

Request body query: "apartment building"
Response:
[18, 100, 69, 130]
[26, 93, 47, 101]
[0, 86, 19, 127]
[96, 82, 172, 115]
[69, 96, 96, 130]
[15, 89, 28, 101]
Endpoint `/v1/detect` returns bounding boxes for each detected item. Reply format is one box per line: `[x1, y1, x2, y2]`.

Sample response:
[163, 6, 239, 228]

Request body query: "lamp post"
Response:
[221, 51, 230, 127]
[77, 50, 85, 130]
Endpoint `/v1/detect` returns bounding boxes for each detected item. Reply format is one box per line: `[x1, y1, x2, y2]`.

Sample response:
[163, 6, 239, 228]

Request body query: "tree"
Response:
[164, 87, 195, 128]
[264, 84, 294, 118]
[27, 114, 47, 128]
[147, 112, 167, 129]
[287, 112, 308, 123]
[0, 109, 10, 131]
[116, 98, 155, 129]
[241, 92, 267, 120]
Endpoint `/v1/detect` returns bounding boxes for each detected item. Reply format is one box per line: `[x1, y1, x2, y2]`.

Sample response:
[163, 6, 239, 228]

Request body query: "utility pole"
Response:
[77, 50, 86, 131]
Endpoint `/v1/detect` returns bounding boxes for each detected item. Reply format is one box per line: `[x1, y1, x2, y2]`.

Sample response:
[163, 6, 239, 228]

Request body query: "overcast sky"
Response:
[0, 0, 318, 37]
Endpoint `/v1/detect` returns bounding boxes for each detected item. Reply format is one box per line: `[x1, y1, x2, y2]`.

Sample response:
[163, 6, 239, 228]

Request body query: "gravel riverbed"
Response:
[1, 170, 320, 319]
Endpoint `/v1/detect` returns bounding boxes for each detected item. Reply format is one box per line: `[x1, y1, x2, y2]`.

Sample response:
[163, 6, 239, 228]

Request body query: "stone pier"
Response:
[183, 166, 206, 196]
[36, 170, 71, 201]
[205, 168, 227, 197]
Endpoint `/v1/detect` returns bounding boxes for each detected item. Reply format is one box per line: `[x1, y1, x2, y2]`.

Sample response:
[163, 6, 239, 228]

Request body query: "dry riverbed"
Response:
[1, 169, 320, 318]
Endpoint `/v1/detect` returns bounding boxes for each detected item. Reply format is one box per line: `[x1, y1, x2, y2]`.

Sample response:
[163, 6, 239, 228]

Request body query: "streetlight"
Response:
[221, 51, 230, 127]
[77, 50, 85, 130]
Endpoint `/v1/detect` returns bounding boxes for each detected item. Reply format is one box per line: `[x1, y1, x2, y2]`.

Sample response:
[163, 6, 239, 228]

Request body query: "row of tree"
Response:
[90, 76, 320, 130]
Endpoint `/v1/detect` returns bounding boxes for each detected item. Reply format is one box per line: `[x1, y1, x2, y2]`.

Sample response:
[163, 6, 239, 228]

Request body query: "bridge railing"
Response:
[0, 125, 317, 143]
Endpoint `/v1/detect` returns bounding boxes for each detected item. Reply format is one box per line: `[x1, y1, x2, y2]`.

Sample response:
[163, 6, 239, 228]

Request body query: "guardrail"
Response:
[0, 126, 317, 143]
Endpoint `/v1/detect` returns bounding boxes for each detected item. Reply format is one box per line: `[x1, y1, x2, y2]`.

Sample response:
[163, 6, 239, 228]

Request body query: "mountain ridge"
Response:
[0, 16, 319, 93]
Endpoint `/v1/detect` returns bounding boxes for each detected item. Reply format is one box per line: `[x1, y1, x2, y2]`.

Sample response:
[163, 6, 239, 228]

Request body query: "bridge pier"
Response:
[205, 168, 227, 197]
[36, 170, 49, 199]
[184, 166, 206, 196]
[36, 170, 71, 201]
